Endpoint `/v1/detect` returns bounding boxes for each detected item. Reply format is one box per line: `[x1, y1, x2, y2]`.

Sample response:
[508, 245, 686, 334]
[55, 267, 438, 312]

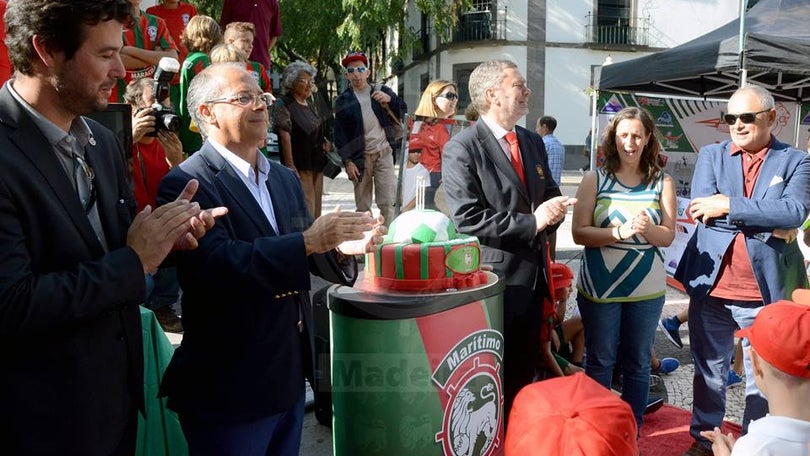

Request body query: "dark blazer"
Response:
[675, 138, 810, 303]
[157, 142, 355, 424]
[0, 85, 146, 455]
[333, 84, 406, 171]
[442, 120, 562, 318]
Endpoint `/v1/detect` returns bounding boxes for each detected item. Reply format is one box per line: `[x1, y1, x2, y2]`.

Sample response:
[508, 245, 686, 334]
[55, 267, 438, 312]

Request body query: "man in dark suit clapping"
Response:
[442, 60, 576, 418]
[0, 1, 224, 454]
[157, 63, 384, 456]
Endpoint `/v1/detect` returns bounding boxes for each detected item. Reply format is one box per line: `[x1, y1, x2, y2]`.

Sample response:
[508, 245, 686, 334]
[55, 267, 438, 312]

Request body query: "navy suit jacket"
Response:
[675, 138, 810, 304]
[157, 142, 355, 423]
[0, 85, 146, 455]
[442, 120, 562, 318]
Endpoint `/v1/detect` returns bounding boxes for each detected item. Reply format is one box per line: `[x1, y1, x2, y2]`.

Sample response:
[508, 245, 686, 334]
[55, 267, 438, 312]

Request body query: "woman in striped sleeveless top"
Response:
[571, 107, 677, 431]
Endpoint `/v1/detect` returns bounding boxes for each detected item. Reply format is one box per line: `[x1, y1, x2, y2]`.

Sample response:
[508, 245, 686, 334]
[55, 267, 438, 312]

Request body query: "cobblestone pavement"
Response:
[167, 170, 747, 455]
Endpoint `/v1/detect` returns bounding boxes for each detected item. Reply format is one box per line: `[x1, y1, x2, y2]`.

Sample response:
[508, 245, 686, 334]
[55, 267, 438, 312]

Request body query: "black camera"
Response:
[150, 103, 180, 135]
[147, 57, 181, 137]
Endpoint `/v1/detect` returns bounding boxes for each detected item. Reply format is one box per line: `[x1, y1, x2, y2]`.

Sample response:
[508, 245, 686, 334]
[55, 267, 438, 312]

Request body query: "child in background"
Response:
[177, 15, 222, 154]
[400, 138, 430, 212]
[112, 0, 178, 103]
[223, 22, 273, 93]
[701, 298, 810, 455]
[538, 262, 585, 378]
[146, 0, 198, 110]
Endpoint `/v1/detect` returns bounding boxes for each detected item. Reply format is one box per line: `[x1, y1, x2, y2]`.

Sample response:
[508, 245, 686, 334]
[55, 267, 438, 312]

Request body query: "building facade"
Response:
[391, 0, 739, 168]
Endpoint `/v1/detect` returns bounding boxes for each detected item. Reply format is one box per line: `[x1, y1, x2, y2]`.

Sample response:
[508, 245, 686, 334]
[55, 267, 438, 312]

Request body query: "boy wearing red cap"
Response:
[334, 51, 407, 226]
[542, 262, 585, 377]
[401, 139, 430, 212]
[701, 300, 810, 455]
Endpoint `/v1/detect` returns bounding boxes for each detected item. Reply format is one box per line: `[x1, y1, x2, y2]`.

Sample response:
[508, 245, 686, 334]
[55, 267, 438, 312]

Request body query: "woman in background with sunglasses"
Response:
[409, 79, 458, 210]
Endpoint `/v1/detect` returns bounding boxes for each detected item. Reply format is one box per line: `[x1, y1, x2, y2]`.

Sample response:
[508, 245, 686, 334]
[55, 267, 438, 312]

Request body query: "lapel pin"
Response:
[88, 137, 96, 146]
[535, 165, 545, 179]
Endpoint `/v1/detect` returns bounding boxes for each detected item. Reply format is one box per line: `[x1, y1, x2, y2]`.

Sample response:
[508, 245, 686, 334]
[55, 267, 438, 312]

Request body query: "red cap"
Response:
[407, 134, 426, 152]
[341, 51, 368, 68]
[506, 372, 638, 456]
[735, 300, 810, 379]
[551, 262, 574, 290]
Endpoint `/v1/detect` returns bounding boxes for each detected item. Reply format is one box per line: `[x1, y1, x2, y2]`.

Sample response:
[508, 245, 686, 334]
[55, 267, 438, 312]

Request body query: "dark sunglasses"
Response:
[723, 108, 771, 125]
[346, 66, 367, 74]
[437, 93, 458, 100]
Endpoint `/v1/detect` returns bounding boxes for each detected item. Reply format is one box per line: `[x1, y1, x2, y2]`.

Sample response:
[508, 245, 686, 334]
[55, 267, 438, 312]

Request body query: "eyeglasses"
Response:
[437, 93, 458, 100]
[72, 153, 96, 214]
[723, 108, 771, 125]
[345, 66, 367, 74]
[296, 79, 315, 87]
[206, 92, 274, 108]
[408, 149, 423, 153]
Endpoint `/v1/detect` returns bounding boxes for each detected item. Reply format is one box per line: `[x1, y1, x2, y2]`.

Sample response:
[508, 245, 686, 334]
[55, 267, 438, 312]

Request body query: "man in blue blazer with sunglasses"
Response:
[675, 84, 810, 456]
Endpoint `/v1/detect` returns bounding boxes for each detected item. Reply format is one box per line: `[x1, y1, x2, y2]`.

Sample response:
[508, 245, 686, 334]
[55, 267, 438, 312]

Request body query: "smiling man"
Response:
[0, 0, 224, 454]
[675, 84, 810, 456]
[442, 60, 575, 419]
[157, 63, 384, 455]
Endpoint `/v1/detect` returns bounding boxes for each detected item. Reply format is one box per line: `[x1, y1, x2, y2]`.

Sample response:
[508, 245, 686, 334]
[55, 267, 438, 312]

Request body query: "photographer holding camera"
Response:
[124, 75, 185, 333]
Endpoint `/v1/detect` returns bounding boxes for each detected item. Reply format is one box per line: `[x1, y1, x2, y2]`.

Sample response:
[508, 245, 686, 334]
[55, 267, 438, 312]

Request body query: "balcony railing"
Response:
[585, 12, 650, 46]
[452, 10, 506, 43]
[412, 23, 431, 59]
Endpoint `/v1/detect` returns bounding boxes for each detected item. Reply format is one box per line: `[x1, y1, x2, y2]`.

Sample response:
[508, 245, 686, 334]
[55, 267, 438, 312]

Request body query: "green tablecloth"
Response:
[137, 307, 188, 456]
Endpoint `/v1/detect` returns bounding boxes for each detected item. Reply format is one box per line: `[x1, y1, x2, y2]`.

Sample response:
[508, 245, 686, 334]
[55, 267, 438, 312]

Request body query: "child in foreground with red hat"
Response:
[701, 296, 810, 455]
[506, 372, 638, 455]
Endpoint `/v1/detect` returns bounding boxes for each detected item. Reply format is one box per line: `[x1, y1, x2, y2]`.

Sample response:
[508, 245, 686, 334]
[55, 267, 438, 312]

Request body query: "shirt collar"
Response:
[209, 138, 269, 182]
[7, 80, 95, 153]
[729, 135, 774, 160]
[480, 113, 512, 140]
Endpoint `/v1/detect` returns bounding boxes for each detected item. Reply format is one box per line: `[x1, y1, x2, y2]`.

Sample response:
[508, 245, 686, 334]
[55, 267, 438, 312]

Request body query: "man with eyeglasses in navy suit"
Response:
[334, 51, 407, 226]
[675, 84, 810, 456]
[157, 63, 385, 455]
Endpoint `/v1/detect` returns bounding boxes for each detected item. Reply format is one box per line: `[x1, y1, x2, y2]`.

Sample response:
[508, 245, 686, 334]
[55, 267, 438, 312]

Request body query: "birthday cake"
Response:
[366, 209, 487, 292]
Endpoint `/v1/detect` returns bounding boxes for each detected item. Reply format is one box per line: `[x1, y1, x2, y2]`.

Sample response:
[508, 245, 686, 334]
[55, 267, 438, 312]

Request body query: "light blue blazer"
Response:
[674, 138, 810, 304]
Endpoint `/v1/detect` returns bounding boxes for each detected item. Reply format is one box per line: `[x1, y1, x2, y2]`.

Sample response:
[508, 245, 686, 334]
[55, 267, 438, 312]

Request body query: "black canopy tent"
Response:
[597, 0, 810, 102]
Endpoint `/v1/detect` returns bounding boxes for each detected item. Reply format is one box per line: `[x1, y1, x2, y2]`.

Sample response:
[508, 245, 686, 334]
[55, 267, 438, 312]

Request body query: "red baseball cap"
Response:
[506, 372, 638, 456]
[341, 51, 368, 68]
[735, 300, 810, 379]
[551, 262, 574, 290]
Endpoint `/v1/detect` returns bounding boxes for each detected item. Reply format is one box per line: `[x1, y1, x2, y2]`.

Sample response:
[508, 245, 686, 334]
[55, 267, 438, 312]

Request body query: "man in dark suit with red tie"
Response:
[0, 1, 224, 454]
[442, 60, 576, 418]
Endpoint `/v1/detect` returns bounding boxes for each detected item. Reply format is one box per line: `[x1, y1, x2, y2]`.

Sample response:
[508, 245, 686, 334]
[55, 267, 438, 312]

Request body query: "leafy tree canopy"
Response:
[186, 0, 470, 99]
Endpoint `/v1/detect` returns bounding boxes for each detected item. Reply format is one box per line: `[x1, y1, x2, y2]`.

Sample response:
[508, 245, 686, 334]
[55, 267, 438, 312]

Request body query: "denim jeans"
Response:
[688, 296, 766, 445]
[577, 294, 665, 429]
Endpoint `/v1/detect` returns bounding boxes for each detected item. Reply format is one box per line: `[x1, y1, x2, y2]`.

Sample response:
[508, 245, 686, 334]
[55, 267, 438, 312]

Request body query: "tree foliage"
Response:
[186, 0, 470, 100]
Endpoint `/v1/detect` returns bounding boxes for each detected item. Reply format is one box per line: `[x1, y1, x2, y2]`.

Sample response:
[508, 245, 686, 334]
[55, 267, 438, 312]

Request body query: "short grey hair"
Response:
[468, 60, 517, 114]
[280, 61, 316, 95]
[732, 84, 775, 110]
[187, 62, 246, 136]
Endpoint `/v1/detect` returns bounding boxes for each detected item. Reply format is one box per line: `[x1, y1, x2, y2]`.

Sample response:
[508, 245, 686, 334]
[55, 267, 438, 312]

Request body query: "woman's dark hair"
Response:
[601, 107, 663, 184]
[5, 0, 132, 76]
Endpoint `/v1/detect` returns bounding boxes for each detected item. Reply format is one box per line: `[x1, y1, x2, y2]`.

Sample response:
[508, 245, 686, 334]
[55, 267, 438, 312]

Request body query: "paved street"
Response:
[166, 170, 746, 455]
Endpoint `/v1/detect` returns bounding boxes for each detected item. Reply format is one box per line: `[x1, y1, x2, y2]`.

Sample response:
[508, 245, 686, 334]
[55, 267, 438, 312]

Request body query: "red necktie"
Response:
[505, 131, 526, 187]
